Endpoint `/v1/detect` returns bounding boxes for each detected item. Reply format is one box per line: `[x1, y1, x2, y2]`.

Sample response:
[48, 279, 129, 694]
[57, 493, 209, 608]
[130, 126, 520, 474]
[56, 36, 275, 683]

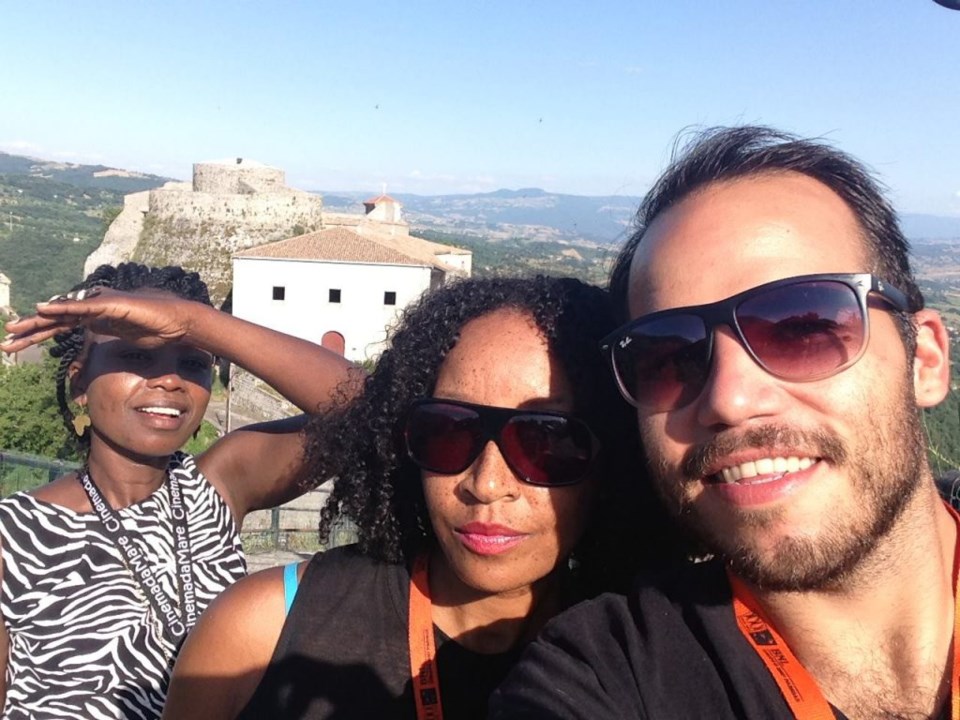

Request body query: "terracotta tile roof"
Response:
[372, 232, 471, 264]
[363, 194, 399, 205]
[234, 227, 451, 268]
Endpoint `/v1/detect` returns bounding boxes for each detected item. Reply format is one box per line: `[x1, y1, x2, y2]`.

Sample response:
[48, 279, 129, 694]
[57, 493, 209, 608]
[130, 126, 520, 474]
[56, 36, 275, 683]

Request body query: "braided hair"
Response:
[306, 275, 679, 596]
[49, 263, 212, 452]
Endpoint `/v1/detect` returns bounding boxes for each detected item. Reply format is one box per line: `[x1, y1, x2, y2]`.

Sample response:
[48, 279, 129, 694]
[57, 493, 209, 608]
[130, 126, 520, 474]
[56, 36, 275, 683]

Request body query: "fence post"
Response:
[271, 507, 281, 549]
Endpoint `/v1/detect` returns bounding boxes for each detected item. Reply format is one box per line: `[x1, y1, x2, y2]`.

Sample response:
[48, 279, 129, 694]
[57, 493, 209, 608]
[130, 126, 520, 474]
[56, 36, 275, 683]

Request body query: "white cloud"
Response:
[0, 140, 45, 156]
[624, 65, 644, 75]
[0, 141, 105, 165]
[53, 149, 104, 163]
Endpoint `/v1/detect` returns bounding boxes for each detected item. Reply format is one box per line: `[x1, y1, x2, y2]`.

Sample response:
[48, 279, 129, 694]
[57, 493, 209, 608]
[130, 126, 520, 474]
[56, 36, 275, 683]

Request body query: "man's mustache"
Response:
[681, 424, 849, 480]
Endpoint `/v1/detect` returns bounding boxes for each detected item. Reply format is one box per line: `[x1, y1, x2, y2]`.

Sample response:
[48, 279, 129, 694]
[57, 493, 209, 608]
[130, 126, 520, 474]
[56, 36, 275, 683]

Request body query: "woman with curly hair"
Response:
[162, 275, 674, 720]
[0, 263, 356, 719]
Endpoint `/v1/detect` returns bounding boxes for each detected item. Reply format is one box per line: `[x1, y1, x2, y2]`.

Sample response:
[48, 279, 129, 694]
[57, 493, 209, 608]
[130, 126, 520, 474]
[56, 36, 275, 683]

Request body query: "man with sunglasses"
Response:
[491, 126, 956, 720]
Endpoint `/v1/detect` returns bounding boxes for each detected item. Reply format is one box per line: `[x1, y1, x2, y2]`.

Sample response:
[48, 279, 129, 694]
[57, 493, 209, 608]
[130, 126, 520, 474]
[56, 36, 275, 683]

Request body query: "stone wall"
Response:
[148, 188, 324, 250]
[83, 189, 152, 275]
[86, 160, 325, 305]
[193, 161, 286, 195]
[228, 367, 299, 427]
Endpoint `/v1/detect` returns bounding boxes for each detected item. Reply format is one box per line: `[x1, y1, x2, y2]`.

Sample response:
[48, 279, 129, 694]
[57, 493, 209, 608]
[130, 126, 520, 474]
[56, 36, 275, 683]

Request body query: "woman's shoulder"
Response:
[295, 544, 404, 595]
[20, 473, 88, 513]
[163, 561, 291, 719]
[197, 546, 378, 620]
[308, 543, 387, 571]
[169, 561, 292, 682]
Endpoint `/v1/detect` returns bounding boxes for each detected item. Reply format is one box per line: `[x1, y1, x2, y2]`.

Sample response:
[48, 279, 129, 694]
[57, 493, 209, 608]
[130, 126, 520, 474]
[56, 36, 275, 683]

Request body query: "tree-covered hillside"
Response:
[413, 229, 617, 285]
[0, 174, 123, 311]
[0, 152, 173, 194]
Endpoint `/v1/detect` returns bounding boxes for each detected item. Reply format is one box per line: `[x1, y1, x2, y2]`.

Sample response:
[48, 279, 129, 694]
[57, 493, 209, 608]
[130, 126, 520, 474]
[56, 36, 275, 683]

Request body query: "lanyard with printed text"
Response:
[78, 466, 197, 644]
[408, 552, 444, 720]
[730, 503, 960, 720]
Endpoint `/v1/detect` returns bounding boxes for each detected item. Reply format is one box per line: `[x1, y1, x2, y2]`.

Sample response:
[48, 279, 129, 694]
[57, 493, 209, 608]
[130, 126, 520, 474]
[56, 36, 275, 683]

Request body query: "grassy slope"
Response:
[0, 175, 124, 311]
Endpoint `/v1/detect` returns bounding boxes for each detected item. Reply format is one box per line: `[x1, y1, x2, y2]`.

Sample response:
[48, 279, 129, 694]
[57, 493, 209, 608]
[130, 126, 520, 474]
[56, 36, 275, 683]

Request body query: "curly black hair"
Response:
[49, 263, 212, 452]
[306, 275, 677, 596]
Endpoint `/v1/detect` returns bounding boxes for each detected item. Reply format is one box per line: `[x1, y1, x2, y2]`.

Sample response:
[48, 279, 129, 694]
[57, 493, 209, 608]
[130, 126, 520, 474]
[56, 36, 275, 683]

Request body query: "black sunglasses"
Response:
[600, 273, 912, 412]
[404, 398, 599, 487]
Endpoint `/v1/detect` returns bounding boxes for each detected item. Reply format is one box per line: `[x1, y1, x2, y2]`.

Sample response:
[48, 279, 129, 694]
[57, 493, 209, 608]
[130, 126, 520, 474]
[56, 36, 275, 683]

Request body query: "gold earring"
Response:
[72, 412, 91, 437]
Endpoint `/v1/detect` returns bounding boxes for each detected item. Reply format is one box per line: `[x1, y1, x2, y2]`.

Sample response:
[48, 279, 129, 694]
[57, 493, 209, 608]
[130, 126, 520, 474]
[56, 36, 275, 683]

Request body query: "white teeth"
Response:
[717, 456, 816, 484]
[138, 407, 182, 417]
[754, 458, 773, 475]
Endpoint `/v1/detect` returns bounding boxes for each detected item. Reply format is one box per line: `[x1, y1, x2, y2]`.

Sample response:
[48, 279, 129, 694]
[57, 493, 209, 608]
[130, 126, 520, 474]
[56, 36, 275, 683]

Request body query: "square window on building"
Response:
[329, 288, 341, 303]
[384, 291, 397, 306]
[272, 286, 285, 301]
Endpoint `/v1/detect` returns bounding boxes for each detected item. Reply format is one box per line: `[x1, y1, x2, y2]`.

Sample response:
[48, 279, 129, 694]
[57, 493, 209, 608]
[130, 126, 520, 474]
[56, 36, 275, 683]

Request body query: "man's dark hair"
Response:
[305, 275, 676, 595]
[609, 126, 923, 322]
[49, 263, 212, 450]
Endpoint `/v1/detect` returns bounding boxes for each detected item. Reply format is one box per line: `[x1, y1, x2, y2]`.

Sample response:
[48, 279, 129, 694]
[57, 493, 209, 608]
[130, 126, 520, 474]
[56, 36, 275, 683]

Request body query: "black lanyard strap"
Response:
[78, 463, 196, 643]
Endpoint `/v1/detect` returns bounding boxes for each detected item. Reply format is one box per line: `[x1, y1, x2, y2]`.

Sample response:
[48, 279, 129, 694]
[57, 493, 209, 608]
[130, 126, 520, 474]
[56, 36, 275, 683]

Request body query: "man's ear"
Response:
[913, 309, 951, 408]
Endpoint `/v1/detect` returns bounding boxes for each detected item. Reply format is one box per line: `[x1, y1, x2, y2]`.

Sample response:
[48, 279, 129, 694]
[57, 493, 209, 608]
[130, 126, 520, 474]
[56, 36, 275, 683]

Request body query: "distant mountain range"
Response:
[2, 151, 959, 245]
[321, 188, 638, 245]
[0, 152, 174, 194]
[323, 189, 960, 246]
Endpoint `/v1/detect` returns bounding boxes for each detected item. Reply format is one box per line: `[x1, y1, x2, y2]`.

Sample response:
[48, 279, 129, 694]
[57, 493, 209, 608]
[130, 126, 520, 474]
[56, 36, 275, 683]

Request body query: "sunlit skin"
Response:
[73, 336, 214, 464]
[153, 306, 601, 720]
[630, 173, 928, 576]
[0, 280, 360, 715]
[423, 309, 595, 652]
[627, 171, 956, 717]
[28, 290, 217, 511]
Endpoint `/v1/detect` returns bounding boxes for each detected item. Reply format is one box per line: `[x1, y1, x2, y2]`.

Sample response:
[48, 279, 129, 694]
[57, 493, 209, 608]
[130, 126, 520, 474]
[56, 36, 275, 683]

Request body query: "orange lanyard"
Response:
[409, 553, 444, 720]
[730, 503, 960, 720]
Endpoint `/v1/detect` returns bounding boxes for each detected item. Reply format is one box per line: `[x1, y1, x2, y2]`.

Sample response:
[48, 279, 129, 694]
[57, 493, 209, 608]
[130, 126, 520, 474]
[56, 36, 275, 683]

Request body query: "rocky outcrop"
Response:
[83, 188, 154, 275]
[84, 160, 324, 305]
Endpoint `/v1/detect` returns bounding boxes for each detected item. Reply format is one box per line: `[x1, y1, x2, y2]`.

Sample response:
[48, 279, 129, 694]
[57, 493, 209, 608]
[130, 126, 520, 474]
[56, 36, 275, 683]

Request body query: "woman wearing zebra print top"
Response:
[0, 263, 358, 719]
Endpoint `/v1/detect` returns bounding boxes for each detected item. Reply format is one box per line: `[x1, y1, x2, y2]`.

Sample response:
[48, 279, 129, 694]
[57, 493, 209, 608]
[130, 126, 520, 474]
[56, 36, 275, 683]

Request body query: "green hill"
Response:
[0, 174, 128, 311]
[0, 154, 172, 311]
[0, 152, 173, 193]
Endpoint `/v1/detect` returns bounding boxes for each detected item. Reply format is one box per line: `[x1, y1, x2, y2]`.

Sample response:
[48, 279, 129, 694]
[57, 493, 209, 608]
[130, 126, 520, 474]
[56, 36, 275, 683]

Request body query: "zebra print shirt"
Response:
[0, 452, 246, 719]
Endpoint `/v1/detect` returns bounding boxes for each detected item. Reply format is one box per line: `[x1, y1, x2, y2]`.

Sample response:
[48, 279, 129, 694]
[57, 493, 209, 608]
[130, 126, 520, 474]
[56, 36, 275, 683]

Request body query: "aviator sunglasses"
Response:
[600, 273, 914, 412]
[404, 398, 599, 487]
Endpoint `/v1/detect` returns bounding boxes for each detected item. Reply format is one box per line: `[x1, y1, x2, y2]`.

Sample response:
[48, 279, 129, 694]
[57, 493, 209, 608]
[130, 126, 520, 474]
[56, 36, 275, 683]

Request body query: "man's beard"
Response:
[642, 384, 929, 592]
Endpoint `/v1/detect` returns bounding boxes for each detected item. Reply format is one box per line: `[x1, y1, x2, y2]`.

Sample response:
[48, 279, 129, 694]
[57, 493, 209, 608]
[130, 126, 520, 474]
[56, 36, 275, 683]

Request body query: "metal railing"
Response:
[0, 449, 357, 556]
[241, 509, 357, 555]
[0, 450, 80, 496]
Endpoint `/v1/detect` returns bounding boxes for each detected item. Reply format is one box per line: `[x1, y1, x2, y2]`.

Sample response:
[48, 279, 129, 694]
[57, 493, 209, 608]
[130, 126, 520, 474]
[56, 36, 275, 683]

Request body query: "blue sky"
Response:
[2, 1, 958, 214]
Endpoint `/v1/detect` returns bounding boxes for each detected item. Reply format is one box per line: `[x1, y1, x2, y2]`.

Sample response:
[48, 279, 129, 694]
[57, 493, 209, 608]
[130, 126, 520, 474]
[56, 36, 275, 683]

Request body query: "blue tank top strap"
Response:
[283, 562, 300, 615]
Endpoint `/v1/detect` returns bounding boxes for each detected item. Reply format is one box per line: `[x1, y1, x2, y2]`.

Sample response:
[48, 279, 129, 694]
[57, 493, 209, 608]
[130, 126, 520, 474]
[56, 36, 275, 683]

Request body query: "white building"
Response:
[0, 272, 10, 311]
[232, 219, 471, 363]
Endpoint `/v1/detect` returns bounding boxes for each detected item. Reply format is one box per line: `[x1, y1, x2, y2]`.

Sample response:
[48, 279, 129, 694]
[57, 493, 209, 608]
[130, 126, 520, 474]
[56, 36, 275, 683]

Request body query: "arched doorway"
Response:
[321, 331, 345, 356]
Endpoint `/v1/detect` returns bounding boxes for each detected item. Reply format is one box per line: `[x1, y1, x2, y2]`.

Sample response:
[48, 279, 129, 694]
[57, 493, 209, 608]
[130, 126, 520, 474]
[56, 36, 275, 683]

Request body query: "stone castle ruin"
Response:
[86, 158, 325, 304]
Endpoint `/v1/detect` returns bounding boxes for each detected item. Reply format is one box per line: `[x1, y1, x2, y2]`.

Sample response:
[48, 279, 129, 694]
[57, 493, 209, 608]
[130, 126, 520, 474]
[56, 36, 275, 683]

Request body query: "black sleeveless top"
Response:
[238, 545, 522, 720]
